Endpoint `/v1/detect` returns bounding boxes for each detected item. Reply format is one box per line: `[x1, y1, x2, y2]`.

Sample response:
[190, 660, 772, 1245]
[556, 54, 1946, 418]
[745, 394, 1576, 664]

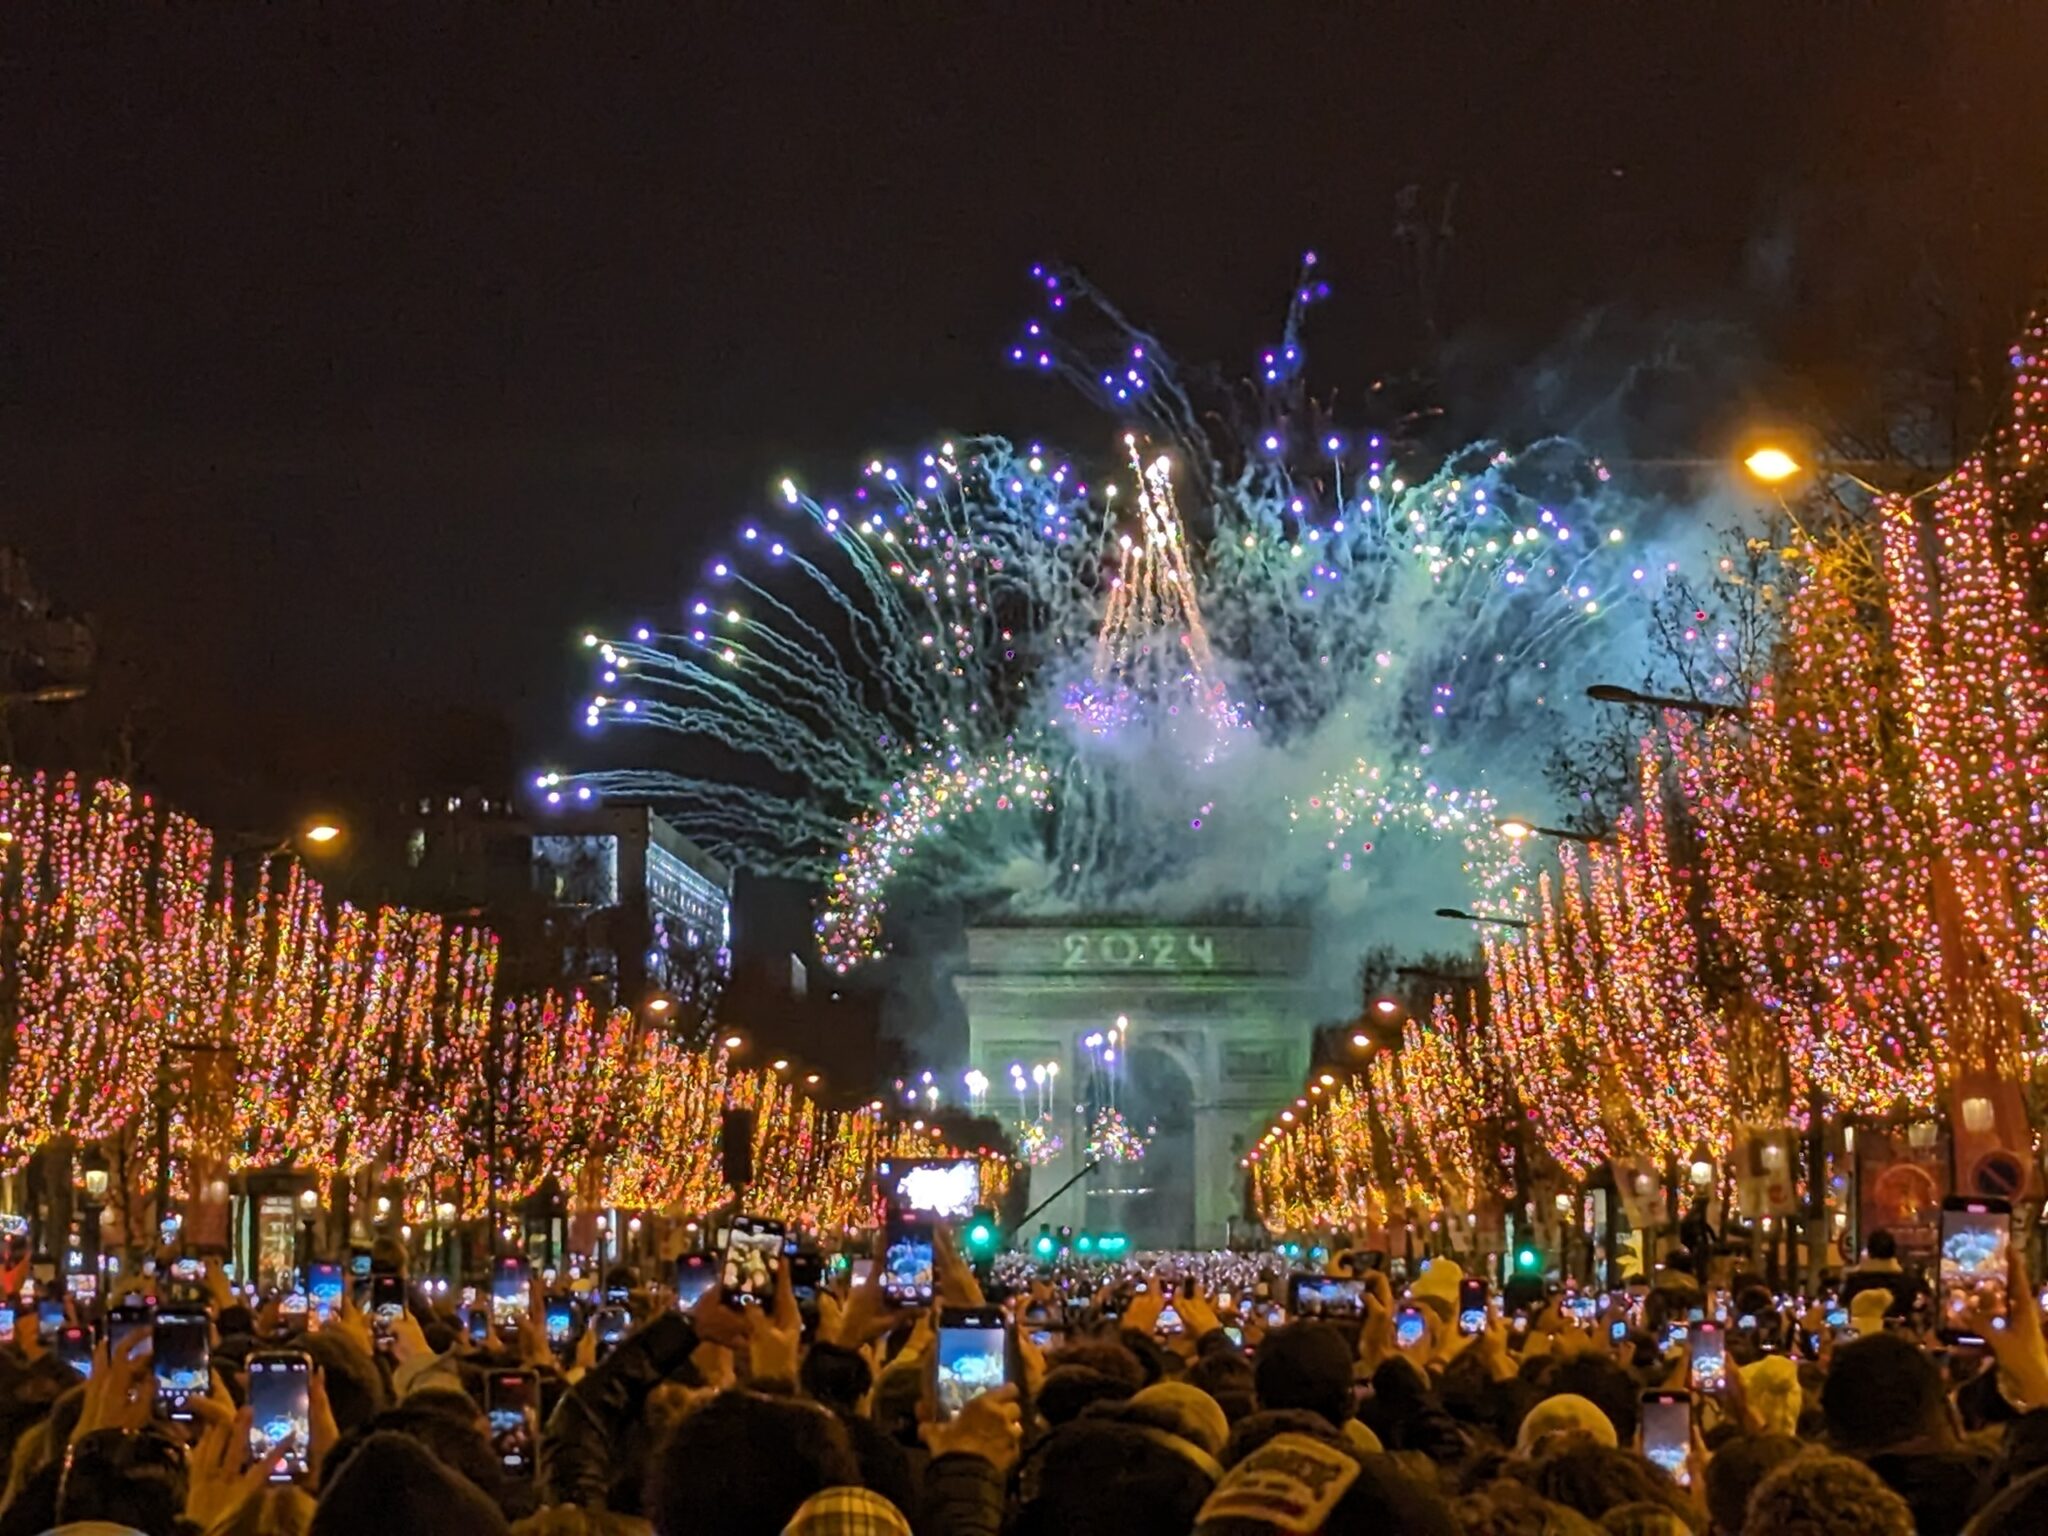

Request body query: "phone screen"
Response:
[56, 1326, 93, 1378]
[850, 1258, 875, 1287]
[154, 1310, 211, 1421]
[107, 1303, 151, 1351]
[1157, 1302, 1184, 1335]
[1641, 1394, 1692, 1486]
[1690, 1322, 1726, 1393]
[487, 1371, 538, 1476]
[1940, 1198, 2013, 1341]
[371, 1274, 405, 1346]
[491, 1256, 531, 1329]
[248, 1353, 312, 1482]
[308, 1262, 344, 1325]
[0, 1309, 13, 1344]
[592, 1305, 630, 1356]
[935, 1310, 1007, 1419]
[1394, 1305, 1428, 1350]
[674, 1254, 716, 1308]
[880, 1158, 981, 1220]
[1288, 1273, 1365, 1318]
[37, 1298, 65, 1342]
[882, 1212, 935, 1306]
[1458, 1278, 1489, 1336]
[721, 1215, 786, 1308]
[788, 1252, 823, 1316]
[544, 1297, 574, 1348]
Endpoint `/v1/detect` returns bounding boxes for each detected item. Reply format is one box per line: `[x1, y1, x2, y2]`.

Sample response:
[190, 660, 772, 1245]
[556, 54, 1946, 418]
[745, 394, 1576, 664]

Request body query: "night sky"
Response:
[6, 5, 2045, 835]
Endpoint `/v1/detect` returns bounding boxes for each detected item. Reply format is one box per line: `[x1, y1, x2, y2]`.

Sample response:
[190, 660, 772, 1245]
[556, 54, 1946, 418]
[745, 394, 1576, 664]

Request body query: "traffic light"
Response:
[964, 1208, 998, 1259]
[1074, 1230, 1095, 1255]
[1097, 1231, 1129, 1258]
[1515, 1245, 1543, 1276]
[1033, 1224, 1057, 1262]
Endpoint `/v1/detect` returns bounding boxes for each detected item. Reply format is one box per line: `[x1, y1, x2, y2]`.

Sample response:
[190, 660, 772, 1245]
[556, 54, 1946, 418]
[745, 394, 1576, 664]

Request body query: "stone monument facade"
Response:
[955, 924, 1314, 1248]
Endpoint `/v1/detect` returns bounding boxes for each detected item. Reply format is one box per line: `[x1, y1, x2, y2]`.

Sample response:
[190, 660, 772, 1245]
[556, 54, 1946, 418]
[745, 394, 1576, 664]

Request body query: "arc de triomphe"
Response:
[955, 923, 1315, 1248]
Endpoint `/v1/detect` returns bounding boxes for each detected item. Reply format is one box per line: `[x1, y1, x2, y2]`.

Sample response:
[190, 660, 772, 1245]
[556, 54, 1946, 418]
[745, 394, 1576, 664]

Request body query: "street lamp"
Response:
[1585, 684, 1748, 720]
[1496, 817, 1606, 846]
[1372, 998, 1401, 1018]
[298, 1186, 321, 1270]
[1434, 906, 1533, 930]
[1743, 447, 1802, 484]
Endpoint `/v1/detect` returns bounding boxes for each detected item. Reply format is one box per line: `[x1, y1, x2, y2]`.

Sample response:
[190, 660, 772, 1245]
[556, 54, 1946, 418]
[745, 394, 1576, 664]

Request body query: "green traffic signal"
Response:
[965, 1206, 998, 1255]
[1075, 1231, 1095, 1254]
[1033, 1223, 1057, 1261]
[1515, 1246, 1541, 1273]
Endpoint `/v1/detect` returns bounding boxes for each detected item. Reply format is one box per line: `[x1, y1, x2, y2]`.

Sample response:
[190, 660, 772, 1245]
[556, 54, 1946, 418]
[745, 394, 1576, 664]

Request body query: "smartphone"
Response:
[1287, 1273, 1365, 1318]
[879, 1158, 980, 1220]
[248, 1351, 312, 1483]
[170, 1257, 203, 1285]
[1458, 1278, 1489, 1337]
[788, 1251, 824, 1317]
[349, 1252, 372, 1279]
[1567, 1295, 1599, 1324]
[1663, 1321, 1690, 1353]
[1690, 1321, 1727, 1393]
[934, 1306, 1007, 1420]
[1939, 1195, 2013, 1343]
[674, 1253, 716, 1308]
[153, 1309, 210, 1421]
[307, 1262, 343, 1326]
[1610, 1319, 1629, 1342]
[0, 1309, 13, 1344]
[38, 1298, 65, 1343]
[1157, 1301, 1184, 1335]
[1394, 1303, 1428, 1350]
[467, 1308, 491, 1344]
[1824, 1305, 1849, 1331]
[67, 1272, 98, 1308]
[720, 1214, 787, 1308]
[491, 1255, 532, 1331]
[592, 1305, 630, 1358]
[106, 1301, 152, 1352]
[370, 1274, 405, 1351]
[1640, 1391, 1692, 1486]
[849, 1258, 875, 1289]
[486, 1370, 539, 1477]
[544, 1296, 575, 1351]
[1223, 1324, 1245, 1347]
[56, 1325, 94, 1378]
[882, 1211, 935, 1307]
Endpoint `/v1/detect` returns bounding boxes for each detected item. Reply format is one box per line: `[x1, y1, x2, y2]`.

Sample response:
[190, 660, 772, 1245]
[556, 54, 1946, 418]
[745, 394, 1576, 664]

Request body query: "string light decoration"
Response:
[1881, 304, 2048, 1030]
[1250, 989, 1513, 1232]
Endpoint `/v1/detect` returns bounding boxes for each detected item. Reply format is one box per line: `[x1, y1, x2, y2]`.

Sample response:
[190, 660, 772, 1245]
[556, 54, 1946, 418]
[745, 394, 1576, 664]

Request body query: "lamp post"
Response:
[297, 1186, 321, 1273]
[77, 1146, 109, 1291]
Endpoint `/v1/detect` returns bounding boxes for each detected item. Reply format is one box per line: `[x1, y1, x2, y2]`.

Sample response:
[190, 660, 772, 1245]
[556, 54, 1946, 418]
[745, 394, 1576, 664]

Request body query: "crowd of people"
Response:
[4, 1227, 2048, 1535]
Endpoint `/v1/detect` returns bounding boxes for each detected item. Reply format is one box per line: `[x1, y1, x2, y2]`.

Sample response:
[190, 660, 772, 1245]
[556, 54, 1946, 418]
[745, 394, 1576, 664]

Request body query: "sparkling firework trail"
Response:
[559, 256, 1696, 974]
